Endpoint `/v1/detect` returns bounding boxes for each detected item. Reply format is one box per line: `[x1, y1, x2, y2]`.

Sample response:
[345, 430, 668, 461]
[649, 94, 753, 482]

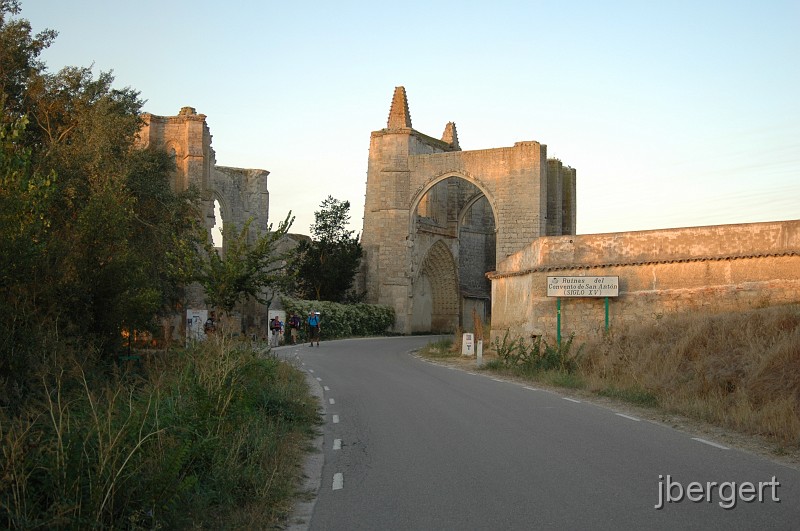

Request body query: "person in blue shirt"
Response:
[307, 311, 321, 347]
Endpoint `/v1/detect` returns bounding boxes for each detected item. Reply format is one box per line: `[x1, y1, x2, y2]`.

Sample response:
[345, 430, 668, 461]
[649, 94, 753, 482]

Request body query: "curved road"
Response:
[279, 336, 798, 530]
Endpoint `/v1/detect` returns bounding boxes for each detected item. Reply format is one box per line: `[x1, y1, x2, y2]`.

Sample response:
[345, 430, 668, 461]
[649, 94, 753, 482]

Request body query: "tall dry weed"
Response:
[582, 304, 800, 445]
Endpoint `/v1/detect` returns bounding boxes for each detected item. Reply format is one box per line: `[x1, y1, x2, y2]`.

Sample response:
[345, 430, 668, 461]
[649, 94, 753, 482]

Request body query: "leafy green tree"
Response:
[23, 66, 200, 346]
[0, 2, 203, 355]
[0, 0, 56, 120]
[199, 213, 295, 314]
[0, 115, 55, 290]
[0, 114, 57, 405]
[294, 196, 363, 302]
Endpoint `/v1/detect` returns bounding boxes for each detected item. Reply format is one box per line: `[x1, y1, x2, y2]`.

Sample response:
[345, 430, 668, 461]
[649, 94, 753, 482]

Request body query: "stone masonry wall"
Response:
[489, 220, 800, 344]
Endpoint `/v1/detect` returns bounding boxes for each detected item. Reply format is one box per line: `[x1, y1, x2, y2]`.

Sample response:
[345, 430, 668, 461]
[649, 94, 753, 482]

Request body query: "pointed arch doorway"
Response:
[411, 240, 460, 333]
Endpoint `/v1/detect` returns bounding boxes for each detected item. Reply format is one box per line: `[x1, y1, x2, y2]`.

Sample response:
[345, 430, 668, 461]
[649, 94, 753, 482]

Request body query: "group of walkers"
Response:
[268, 310, 321, 347]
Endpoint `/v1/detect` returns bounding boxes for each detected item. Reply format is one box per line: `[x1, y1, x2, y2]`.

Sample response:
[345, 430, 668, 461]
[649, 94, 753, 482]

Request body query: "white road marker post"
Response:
[462, 333, 475, 356]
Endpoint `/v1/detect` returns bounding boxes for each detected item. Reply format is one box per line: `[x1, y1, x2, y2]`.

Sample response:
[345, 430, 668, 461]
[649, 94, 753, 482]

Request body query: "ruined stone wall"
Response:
[561, 166, 577, 235]
[209, 166, 270, 239]
[489, 220, 800, 344]
[137, 107, 213, 193]
[137, 108, 273, 339]
[459, 196, 495, 296]
[363, 134, 551, 332]
[546, 159, 577, 236]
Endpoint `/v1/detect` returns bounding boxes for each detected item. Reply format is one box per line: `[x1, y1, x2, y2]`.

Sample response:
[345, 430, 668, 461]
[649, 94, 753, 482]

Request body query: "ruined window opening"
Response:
[211, 199, 223, 248]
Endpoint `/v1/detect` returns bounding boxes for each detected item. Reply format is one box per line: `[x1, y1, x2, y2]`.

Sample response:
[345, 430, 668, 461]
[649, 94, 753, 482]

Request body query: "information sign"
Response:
[547, 276, 619, 297]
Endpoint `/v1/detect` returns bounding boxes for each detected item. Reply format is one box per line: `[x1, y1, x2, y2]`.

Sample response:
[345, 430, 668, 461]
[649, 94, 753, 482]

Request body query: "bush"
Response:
[492, 330, 581, 374]
[280, 296, 394, 341]
[0, 338, 319, 529]
[418, 337, 458, 358]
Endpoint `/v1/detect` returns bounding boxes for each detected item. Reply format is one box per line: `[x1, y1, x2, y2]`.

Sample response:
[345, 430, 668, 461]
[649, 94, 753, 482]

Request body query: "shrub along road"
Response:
[279, 336, 799, 530]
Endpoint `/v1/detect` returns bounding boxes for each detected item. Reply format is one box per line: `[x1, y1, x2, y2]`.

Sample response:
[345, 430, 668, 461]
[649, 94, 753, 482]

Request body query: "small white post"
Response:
[462, 333, 475, 356]
[476, 340, 483, 367]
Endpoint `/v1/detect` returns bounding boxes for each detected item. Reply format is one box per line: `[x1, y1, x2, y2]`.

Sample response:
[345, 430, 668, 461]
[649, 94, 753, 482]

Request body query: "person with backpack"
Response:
[288, 313, 301, 344]
[307, 311, 321, 347]
[269, 315, 283, 347]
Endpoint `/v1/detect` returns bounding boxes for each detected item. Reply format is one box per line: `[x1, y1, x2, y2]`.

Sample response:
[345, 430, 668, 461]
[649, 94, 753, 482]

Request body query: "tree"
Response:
[294, 196, 363, 302]
[0, 0, 56, 121]
[0, 3, 203, 354]
[23, 66, 202, 347]
[0, 114, 57, 405]
[0, 115, 55, 290]
[199, 213, 295, 314]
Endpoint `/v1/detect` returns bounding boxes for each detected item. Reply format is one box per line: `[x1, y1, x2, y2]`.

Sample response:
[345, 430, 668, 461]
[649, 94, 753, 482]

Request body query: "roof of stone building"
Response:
[487, 250, 800, 279]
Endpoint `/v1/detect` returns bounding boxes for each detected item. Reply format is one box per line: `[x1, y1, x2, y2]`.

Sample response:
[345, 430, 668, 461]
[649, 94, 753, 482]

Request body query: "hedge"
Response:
[280, 296, 395, 340]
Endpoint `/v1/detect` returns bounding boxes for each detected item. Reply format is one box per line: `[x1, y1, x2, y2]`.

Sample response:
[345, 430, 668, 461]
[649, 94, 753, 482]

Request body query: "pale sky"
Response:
[21, 0, 800, 238]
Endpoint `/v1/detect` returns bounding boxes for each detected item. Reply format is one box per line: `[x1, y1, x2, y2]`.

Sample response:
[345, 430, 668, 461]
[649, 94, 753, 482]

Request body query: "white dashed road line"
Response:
[329, 398, 336, 405]
[324, 386, 330, 391]
[333, 473, 344, 490]
[692, 437, 729, 450]
[333, 439, 342, 450]
[332, 415, 339, 423]
[562, 397, 581, 403]
[615, 413, 640, 422]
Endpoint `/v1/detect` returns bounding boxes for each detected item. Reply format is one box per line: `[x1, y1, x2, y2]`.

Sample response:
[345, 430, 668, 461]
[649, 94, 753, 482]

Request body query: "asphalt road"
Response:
[279, 336, 799, 530]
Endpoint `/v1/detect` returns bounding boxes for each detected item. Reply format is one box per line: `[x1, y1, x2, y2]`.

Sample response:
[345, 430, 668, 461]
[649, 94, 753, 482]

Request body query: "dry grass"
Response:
[582, 304, 800, 446]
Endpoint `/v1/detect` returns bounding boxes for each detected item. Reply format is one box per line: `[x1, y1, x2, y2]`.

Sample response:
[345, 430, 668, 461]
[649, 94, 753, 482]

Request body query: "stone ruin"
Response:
[138, 91, 578, 339]
[359, 87, 577, 333]
[136, 106, 273, 340]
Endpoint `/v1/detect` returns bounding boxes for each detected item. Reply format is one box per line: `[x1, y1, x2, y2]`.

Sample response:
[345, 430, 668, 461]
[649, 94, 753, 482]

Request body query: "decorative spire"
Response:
[387, 86, 412, 129]
[441, 122, 460, 150]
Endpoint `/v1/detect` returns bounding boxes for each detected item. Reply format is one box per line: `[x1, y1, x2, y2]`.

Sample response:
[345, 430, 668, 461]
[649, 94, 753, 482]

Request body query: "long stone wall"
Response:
[489, 220, 800, 344]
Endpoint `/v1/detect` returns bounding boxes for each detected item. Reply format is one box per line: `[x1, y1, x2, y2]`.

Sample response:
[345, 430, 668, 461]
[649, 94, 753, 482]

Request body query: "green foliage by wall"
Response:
[292, 196, 363, 302]
[280, 296, 394, 340]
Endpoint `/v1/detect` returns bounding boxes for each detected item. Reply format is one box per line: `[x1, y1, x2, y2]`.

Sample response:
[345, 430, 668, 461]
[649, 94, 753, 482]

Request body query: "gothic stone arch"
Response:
[411, 240, 459, 333]
[361, 87, 576, 334]
[408, 172, 497, 333]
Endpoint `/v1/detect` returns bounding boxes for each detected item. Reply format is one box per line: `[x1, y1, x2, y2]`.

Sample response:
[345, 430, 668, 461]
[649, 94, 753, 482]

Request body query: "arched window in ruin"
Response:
[211, 199, 224, 248]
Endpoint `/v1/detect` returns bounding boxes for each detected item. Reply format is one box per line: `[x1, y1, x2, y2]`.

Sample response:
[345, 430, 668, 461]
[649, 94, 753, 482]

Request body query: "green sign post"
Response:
[556, 297, 562, 345]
